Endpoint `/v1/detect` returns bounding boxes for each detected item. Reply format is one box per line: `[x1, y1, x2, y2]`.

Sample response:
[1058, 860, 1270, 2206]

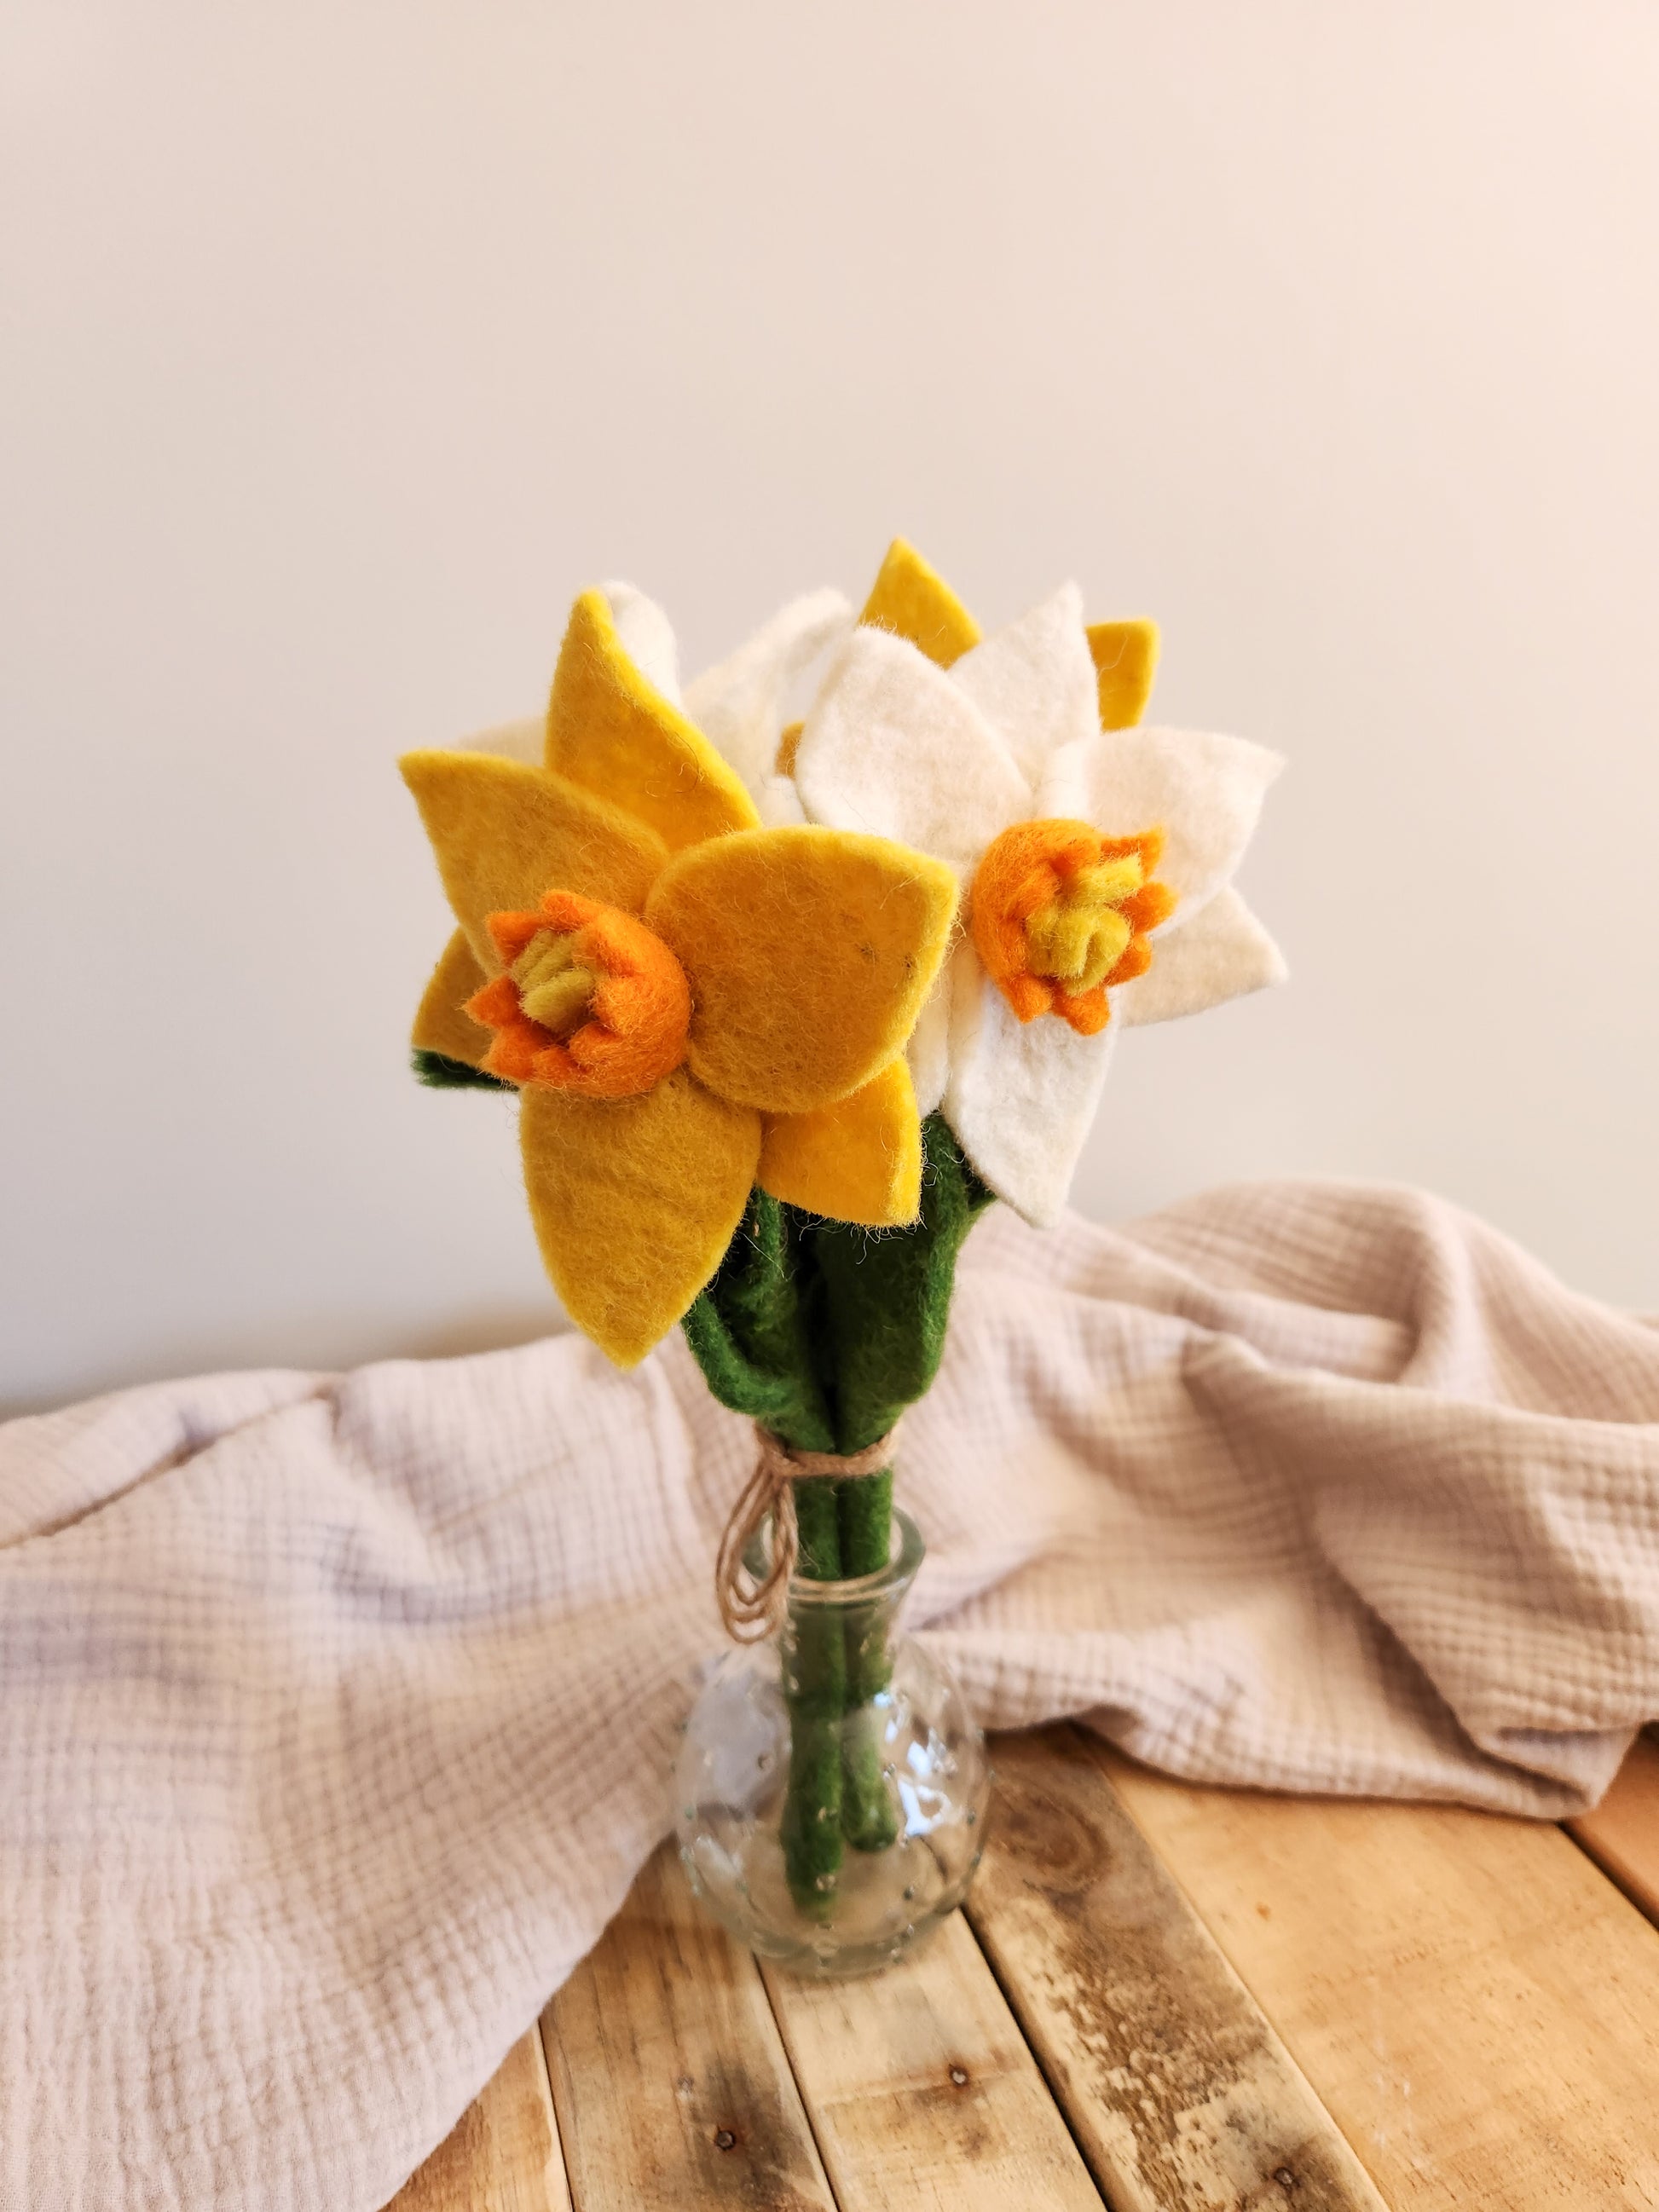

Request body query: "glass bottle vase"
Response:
[674, 1508, 990, 1978]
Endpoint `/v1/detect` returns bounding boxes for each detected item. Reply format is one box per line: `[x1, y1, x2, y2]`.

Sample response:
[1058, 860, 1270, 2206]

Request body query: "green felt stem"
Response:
[813, 1122, 991, 1851]
[839, 1711, 897, 1855]
[794, 1476, 844, 1581]
[679, 1119, 998, 1901]
[837, 1467, 893, 1584]
[777, 1709, 843, 1919]
[781, 1477, 845, 1911]
[838, 1466, 899, 1851]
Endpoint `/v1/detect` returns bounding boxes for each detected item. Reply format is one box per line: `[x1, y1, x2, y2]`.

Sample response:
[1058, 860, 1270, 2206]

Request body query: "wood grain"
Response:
[1101, 1736, 1659, 2210]
[1568, 1730, 1659, 1928]
[760, 1907, 1105, 2212]
[968, 1727, 1387, 2211]
[540, 1842, 835, 2211]
[384, 2027, 571, 2212]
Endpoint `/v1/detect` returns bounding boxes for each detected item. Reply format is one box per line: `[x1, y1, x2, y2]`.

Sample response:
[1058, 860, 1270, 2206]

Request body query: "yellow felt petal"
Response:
[546, 588, 760, 852]
[412, 929, 493, 1066]
[645, 826, 957, 1116]
[758, 1058, 922, 1227]
[519, 1069, 760, 1367]
[858, 539, 981, 667]
[1086, 619, 1161, 731]
[400, 749, 668, 969]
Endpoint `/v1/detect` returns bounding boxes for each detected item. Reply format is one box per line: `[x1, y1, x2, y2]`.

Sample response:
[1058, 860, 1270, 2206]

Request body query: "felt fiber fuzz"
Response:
[758, 1058, 923, 1227]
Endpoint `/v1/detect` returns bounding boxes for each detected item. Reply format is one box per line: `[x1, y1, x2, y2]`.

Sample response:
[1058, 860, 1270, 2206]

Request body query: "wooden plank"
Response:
[760, 1905, 1105, 2212]
[968, 1727, 1387, 2211]
[1568, 1730, 1659, 1928]
[540, 1841, 835, 2212]
[1100, 1735, 1659, 2210]
[384, 2027, 572, 2212]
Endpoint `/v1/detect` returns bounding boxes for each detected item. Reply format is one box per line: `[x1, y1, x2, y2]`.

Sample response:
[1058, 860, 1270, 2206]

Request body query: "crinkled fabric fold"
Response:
[3, 1179, 1658, 2212]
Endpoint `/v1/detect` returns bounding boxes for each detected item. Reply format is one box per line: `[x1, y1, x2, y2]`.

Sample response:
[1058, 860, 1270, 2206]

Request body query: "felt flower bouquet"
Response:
[401, 540, 1282, 1960]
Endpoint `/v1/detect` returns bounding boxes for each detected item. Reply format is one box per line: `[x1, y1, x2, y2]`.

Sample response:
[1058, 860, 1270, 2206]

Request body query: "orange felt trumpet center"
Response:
[465, 891, 692, 1099]
[968, 817, 1176, 1037]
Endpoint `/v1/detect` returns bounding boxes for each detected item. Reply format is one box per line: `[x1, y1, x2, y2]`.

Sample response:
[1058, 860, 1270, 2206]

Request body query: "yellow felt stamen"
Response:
[511, 931, 576, 994]
[1026, 901, 1133, 988]
[521, 968, 596, 1035]
[775, 719, 804, 776]
[1071, 854, 1146, 905]
[1076, 911, 1134, 991]
[1023, 902, 1088, 982]
[512, 932, 598, 1038]
[1025, 845, 1145, 988]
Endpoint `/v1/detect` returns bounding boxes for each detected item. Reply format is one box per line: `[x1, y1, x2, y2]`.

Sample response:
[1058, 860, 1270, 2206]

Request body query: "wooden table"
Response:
[387, 1725, 1659, 2210]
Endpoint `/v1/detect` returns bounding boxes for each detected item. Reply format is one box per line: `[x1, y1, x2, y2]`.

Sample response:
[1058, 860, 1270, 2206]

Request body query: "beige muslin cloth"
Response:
[3, 1181, 1657, 2212]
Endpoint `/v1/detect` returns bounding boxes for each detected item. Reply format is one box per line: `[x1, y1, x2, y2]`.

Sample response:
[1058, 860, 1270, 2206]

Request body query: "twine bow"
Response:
[715, 1423, 900, 1643]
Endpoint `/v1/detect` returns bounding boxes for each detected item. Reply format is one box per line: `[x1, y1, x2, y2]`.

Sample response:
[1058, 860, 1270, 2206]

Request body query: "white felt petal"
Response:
[758, 773, 806, 827]
[599, 581, 681, 707]
[1116, 885, 1288, 1027]
[683, 587, 853, 798]
[944, 949, 1117, 1228]
[459, 715, 543, 765]
[1038, 725, 1284, 920]
[905, 958, 954, 1118]
[949, 583, 1096, 787]
[795, 628, 1030, 879]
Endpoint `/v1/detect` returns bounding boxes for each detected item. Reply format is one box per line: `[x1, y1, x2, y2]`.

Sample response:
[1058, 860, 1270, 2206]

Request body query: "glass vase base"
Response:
[682, 1810, 973, 1979]
[674, 1511, 990, 1980]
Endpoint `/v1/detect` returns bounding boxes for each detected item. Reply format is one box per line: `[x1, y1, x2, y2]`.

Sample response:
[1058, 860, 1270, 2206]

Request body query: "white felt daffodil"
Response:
[791, 552, 1286, 1227]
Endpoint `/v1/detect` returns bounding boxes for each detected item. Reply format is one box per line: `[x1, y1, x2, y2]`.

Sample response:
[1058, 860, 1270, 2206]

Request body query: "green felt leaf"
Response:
[808, 1114, 997, 1456]
[680, 1192, 837, 1457]
[681, 1118, 994, 1467]
[412, 1048, 513, 1092]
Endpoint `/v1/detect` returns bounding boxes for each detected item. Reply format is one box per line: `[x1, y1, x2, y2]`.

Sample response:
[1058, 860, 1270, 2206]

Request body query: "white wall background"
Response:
[4, 2, 1657, 1413]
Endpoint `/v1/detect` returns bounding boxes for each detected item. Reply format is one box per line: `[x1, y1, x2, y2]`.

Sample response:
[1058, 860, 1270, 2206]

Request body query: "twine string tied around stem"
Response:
[715, 1422, 900, 1643]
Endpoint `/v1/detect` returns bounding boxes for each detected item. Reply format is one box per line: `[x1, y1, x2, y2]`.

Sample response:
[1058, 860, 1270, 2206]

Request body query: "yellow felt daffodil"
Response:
[402, 588, 957, 1366]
